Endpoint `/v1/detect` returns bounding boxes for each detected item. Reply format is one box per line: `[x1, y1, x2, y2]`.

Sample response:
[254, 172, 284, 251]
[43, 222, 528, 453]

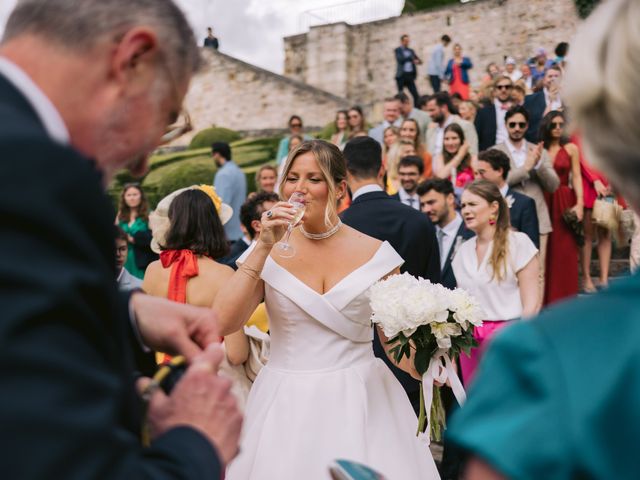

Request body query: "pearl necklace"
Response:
[300, 220, 342, 240]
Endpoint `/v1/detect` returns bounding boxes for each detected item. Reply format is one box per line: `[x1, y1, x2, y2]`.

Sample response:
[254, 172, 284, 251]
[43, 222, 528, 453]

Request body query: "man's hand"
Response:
[140, 344, 242, 465]
[524, 142, 543, 171]
[132, 293, 220, 361]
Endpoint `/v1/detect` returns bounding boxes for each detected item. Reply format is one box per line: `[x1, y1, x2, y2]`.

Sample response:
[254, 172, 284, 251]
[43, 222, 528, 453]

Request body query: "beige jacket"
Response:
[494, 141, 560, 235]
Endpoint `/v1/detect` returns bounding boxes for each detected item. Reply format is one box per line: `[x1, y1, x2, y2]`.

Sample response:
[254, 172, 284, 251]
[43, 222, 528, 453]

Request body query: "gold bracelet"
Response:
[239, 263, 262, 281]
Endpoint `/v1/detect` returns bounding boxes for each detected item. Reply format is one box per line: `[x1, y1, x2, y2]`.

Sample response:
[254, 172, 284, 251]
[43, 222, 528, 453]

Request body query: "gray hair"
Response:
[564, 0, 640, 209]
[2, 0, 201, 81]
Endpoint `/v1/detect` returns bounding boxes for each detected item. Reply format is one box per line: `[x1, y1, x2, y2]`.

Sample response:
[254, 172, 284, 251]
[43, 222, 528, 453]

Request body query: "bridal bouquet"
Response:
[369, 273, 485, 443]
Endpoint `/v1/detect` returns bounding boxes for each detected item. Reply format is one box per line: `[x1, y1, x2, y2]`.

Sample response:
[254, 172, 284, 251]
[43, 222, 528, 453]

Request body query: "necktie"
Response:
[437, 229, 446, 265]
[407, 198, 415, 209]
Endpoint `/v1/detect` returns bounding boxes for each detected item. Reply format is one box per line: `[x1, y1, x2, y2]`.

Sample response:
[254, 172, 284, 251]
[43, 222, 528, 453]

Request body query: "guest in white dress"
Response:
[453, 180, 539, 384]
[213, 139, 441, 479]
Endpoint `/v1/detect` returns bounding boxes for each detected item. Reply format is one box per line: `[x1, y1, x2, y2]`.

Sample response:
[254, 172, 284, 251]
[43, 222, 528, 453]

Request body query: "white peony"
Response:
[431, 322, 463, 349]
[449, 288, 485, 328]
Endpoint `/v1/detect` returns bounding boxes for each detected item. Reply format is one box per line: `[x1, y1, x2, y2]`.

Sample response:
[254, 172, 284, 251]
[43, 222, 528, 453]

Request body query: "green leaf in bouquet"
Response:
[414, 347, 431, 375]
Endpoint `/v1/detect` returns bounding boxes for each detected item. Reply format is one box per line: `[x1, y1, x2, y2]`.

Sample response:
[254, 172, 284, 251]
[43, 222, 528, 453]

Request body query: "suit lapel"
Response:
[441, 224, 467, 279]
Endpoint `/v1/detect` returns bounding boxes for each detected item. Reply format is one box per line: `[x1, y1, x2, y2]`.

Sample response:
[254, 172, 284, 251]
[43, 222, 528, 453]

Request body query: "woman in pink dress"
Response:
[445, 44, 473, 100]
[541, 111, 584, 305]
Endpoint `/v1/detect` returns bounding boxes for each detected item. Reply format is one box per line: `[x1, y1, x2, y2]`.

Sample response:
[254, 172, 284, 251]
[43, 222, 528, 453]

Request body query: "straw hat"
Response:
[149, 185, 233, 254]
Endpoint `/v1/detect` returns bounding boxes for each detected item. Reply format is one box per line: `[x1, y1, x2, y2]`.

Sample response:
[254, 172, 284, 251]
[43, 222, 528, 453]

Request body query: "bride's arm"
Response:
[212, 241, 270, 336]
[213, 201, 295, 336]
[375, 267, 421, 380]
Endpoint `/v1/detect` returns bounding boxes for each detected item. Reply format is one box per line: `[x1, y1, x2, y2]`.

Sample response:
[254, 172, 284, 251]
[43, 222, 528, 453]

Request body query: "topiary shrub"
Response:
[188, 127, 242, 149]
[142, 155, 217, 208]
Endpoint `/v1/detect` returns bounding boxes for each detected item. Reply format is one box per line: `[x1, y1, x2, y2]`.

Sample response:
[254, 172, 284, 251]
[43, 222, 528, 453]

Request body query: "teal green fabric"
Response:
[447, 271, 640, 479]
[118, 218, 148, 279]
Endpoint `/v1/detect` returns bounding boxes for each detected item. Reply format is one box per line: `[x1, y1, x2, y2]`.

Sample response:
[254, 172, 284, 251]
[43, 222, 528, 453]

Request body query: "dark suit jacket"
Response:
[0, 74, 221, 478]
[524, 91, 546, 143]
[475, 104, 498, 152]
[218, 239, 250, 270]
[507, 188, 540, 248]
[341, 191, 440, 398]
[395, 46, 419, 79]
[440, 222, 475, 290]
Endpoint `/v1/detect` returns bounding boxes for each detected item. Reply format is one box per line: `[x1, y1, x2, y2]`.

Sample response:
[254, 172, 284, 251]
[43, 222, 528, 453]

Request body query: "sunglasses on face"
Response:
[290, 123, 302, 128]
[508, 122, 527, 129]
[496, 85, 512, 90]
[348, 114, 360, 119]
[551, 122, 564, 129]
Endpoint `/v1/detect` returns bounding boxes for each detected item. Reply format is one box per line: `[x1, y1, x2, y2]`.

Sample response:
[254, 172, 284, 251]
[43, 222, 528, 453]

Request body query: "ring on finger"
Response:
[266, 210, 273, 219]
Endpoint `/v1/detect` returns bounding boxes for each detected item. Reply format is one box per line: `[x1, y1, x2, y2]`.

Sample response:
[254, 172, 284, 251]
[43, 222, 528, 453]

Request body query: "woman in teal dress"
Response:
[447, 1, 640, 479]
[116, 183, 154, 279]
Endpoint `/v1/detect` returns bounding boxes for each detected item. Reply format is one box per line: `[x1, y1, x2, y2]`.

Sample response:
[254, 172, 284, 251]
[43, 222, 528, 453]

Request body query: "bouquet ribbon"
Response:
[419, 349, 466, 445]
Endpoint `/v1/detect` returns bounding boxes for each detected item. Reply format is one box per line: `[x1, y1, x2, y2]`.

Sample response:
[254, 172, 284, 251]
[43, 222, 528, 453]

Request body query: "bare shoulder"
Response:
[564, 142, 579, 156]
[341, 225, 383, 254]
[141, 260, 163, 295]
[198, 257, 235, 280]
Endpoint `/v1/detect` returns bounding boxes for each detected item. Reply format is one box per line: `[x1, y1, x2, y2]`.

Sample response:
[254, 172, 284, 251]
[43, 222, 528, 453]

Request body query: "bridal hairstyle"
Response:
[564, 0, 640, 210]
[3, 0, 201, 84]
[279, 140, 347, 227]
[162, 189, 229, 258]
[465, 180, 511, 282]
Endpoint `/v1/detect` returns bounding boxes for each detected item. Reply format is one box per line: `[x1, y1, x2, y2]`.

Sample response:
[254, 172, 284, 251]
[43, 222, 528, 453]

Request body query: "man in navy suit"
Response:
[0, 1, 241, 478]
[389, 155, 423, 210]
[474, 149, 540, 248]
[475, 76, 513, 152]
[395, 34, 422, 107]
[341, 137, 440, 413]
[417, 178, 474, 290]
[524, 65, 563, 142]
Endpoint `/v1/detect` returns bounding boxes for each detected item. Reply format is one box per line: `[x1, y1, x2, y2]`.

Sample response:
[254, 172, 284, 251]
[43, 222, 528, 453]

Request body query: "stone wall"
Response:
[177, 49, 349, 145]
[284, 0, 579, 113]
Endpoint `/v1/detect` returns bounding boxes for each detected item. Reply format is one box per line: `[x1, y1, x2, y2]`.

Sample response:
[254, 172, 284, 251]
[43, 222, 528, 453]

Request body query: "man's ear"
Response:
[109, 27, 159, 95]
[251, 219, 262, 234]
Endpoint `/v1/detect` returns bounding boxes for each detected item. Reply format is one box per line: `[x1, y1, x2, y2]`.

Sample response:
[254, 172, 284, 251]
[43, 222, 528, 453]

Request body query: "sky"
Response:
[0, 0, 403, 74]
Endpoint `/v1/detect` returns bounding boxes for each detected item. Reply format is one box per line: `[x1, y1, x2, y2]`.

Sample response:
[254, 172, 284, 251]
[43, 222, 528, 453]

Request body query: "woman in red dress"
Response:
[445, 44, 473, 100]
[541, 111, 584, 305]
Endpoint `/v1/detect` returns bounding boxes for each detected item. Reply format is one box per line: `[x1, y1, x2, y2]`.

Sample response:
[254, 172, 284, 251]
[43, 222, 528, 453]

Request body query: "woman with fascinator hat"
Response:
[143, 186, 256, 408]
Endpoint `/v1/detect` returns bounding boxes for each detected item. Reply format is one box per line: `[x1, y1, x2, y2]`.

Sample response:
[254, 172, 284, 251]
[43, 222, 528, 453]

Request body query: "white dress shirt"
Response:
[397, 188, 420, 210]
[499, 183, 509, 197]
[505, 140, 528, 169]
[351, 184, 383, 201]
[0, 57, 69, 144]
[436, 213, 463, 270]
[493, 99, 510, 146]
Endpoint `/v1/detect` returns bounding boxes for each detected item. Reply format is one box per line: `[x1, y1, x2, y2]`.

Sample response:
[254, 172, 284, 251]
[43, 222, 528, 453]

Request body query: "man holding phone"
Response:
[524, 65, 563, 142]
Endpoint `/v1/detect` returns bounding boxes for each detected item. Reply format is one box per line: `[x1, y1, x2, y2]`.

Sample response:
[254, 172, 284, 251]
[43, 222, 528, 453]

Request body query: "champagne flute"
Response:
[275, 192, 306, 258]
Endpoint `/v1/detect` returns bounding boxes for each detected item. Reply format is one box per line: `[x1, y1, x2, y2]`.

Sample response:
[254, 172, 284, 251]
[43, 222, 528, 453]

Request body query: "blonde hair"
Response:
[465, 180, 511, 282]
[278, 140, 347, 227]
[565, 0, 640, 210]
[254, 164, 277, 189]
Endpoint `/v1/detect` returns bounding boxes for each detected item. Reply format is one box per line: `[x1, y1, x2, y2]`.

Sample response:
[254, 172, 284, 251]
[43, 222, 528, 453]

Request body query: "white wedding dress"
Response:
[227, 241, 440, 480]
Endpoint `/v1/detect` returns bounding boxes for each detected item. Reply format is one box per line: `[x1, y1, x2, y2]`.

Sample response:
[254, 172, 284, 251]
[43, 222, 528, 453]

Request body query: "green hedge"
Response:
[188, 127, 242, 149]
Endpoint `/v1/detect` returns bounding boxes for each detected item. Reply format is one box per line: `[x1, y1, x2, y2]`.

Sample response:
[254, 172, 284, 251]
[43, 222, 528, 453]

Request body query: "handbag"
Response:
[562, 208, 585, 246]
[592, 196, 622, 231]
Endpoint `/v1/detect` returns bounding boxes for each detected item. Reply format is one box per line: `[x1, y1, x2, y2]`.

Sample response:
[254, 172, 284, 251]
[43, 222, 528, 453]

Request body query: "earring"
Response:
[489, 214, 497, 226]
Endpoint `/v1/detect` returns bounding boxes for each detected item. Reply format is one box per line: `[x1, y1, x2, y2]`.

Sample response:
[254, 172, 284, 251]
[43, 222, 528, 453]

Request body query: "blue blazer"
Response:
[523, 90, 547, 143]
[440, 222, 475, 290]
[507, 188, 540, 249]
[445, 57, 473, 85]
[395, 46, 420, 79]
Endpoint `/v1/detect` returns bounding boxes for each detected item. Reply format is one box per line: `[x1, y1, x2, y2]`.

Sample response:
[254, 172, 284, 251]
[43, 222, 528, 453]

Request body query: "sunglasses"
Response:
[496, 85, 512, 90]
[551, 122, 564, 129]
[290, 123, 302, 128]
[348, 114, 360, 119]
[508, 122, 527, 129]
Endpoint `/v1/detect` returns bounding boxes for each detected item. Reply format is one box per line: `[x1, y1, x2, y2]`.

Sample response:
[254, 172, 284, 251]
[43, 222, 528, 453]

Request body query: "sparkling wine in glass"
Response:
[275, 192, 306, 258]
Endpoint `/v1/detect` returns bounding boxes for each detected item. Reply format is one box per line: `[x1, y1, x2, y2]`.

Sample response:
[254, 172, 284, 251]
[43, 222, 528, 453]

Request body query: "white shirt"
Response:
[499, 183, 509, 198]
[452, 231, 538, 321]
[493, 99, 510, 146]
[437, 213, 463, 270]
[351, 183, 383, 201]
[397, 188, 420, 210]
[505, 139, 528, 169]
[433, 115, 455, 156]
[543, 87, 562, 111]
[0, 57, 69, 144]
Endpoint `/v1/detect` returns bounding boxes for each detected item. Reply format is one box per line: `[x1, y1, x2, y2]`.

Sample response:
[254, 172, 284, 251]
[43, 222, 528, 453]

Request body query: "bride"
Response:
[214, 139, 440, 479]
